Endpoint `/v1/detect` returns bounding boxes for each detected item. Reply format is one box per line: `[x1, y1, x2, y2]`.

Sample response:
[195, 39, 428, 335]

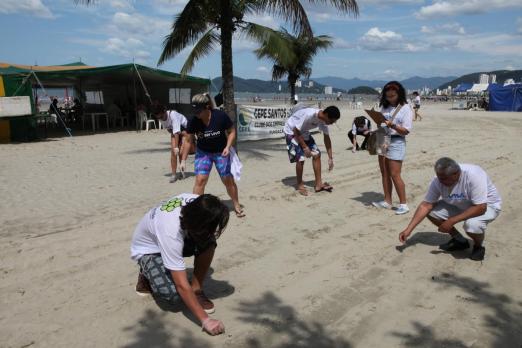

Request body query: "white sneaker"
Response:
[372, 201, 392, 209]
[395, 204, 410, 215]
[169, 174, 177, 183]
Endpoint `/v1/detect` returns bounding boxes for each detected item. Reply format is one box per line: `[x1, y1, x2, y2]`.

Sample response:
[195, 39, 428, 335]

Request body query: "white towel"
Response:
[230, 147, 242, 182]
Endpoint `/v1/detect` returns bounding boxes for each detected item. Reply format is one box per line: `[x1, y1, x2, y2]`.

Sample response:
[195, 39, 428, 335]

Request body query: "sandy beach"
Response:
[1, 102, 521, 348]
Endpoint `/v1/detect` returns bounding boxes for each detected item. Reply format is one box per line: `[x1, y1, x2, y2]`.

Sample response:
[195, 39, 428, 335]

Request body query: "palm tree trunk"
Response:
[220, 0, 236, 121]
[288, 75, 297, 103]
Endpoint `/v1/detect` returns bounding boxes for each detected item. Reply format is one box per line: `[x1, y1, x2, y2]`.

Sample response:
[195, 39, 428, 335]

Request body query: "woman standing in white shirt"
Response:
[372, 81, 413, 215]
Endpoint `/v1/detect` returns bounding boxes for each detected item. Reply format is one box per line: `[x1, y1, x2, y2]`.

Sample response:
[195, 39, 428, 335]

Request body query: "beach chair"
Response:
[138, 110, 157, 131]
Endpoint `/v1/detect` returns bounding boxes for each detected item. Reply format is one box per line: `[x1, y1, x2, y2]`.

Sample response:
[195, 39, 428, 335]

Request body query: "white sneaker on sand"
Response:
[395, 204, 410, 215]
[169, 174, 177, 183]
[372, 201, 392, 209]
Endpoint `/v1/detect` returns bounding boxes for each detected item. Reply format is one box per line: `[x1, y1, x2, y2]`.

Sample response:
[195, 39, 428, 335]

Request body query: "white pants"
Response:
[429, 201, 500, 234]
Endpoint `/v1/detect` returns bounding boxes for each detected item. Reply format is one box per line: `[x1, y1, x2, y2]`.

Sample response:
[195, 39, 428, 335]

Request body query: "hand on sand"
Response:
[202, 318, 225, 335]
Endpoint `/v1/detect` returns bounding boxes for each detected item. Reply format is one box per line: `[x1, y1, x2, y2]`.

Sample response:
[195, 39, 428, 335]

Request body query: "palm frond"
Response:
[242, 23, 296, 67]
[158, 1, 213, 65]
[251, 0, 313, 37]
[180, 29, 220, 76]
[304, 0, 359, 16]
[272, 65, 288, 81]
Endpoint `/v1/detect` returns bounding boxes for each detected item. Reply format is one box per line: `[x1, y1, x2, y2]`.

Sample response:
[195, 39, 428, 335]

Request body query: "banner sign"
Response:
[237, 104, 291, 141]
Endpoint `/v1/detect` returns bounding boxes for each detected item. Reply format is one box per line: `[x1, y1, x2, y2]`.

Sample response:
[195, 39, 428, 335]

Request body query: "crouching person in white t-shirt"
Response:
[398, 157, 501, 261]
[130, 193, 229, 335]
[283, 105, 340, 196]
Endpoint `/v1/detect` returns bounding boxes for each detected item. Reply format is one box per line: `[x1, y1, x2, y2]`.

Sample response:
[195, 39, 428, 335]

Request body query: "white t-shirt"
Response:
[414, 96, 421, 106]
[424, 164, 502, 211]
[283, 107, 329, 139]
[161, 110, 187, 134]
[130, 193, 199, 271]
[381, 104, 413, 136]
[352, 117, 371, 135]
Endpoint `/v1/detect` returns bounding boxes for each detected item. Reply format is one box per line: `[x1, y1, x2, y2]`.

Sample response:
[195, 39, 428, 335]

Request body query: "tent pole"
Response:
[31, 71, 72, 138]
[133, 65, 138, 132]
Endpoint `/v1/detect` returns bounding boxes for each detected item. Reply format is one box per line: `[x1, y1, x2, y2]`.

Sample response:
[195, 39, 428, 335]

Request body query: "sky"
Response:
[1, 0, 521, 81]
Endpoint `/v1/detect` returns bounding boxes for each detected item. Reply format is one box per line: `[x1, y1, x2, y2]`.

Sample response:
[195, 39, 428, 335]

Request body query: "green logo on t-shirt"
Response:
[160, 198, 183, 212]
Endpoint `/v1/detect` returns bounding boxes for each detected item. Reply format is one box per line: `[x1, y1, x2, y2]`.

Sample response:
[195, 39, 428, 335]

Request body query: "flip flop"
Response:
[315, 182, 333, 193]
[235, 208, 246, 218]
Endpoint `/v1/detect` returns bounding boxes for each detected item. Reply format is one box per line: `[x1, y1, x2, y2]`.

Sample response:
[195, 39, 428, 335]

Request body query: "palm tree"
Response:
[157, 0, 358, 119]
[76, 1, 359, 119]
[254, 28, 333, 102]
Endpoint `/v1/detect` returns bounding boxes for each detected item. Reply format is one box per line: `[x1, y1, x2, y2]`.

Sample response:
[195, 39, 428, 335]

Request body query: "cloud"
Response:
[0, 0, 54, 18]
[332, 37, 355, 49]
[109, 0, 134, 11]
[102, 37, 151, 62]
[358, 27, 423, 52]
[456, 33, 522, 56]
[256, 66, 269, 73]
[421, 22, 466, 35]
[416, 0, 522, 18]
[111, 12, 171, 37]
[150, 0, 187, 14]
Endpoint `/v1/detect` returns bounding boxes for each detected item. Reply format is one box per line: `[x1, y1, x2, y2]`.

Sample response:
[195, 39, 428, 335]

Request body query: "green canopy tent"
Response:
[0, 62, 209, 139]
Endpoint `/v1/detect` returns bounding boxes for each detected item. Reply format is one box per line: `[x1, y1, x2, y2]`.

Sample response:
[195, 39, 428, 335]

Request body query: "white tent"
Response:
[470, 83, 489, 92]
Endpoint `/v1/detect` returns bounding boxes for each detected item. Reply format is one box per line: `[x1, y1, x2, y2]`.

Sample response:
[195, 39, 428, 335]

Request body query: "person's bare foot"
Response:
[296, 185, 308, 196]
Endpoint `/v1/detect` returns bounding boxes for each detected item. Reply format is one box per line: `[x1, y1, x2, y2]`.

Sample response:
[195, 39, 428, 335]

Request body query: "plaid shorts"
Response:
[137, 238, 217, 302]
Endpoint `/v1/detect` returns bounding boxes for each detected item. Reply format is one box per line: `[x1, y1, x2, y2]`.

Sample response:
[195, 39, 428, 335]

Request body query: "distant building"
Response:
[308, 81, 314, 88]
[296, 80, 302, 88]
[489, 74, 496, 84]
[479, 74, 489, 84]
[324, 86, 333, 94]
[375, 87, 382, 94]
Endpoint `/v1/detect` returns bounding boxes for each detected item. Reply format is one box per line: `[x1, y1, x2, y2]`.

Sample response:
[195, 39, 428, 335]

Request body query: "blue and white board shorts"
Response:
[285, 134, 320, 163]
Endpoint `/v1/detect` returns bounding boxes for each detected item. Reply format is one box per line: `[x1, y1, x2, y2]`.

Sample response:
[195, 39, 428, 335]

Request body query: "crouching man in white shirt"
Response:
[130, 193, 229, 335]
[399, 157, 501, 261]
[283, 105, 340, 196]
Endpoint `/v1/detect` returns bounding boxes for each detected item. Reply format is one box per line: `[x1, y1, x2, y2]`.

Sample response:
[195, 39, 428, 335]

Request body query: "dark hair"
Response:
[412, 91, 419, 96]
[180, 194, 229, 246]
[379, 81, 407, 108]
[323, 106, 340, 121]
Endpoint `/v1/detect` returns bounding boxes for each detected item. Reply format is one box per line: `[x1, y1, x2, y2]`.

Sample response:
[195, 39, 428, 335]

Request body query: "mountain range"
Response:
[211, 75, 457, 94]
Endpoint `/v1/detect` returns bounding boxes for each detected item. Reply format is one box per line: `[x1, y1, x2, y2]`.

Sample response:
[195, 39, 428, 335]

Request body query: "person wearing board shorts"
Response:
[181, 93, 244, 217]
[130, 193, 230, 335]
[283, 104, 340, 196]
[398, 157, 501, 261]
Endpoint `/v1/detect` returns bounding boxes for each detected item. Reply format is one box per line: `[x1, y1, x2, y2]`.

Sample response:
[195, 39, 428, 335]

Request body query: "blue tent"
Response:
[453, 83, 473, 93]
[486, 83, 501, 91]
[489, 84, 522, 112]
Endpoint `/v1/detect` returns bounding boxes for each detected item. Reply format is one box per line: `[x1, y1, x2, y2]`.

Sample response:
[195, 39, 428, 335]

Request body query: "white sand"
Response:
[1, 103, 522, 347]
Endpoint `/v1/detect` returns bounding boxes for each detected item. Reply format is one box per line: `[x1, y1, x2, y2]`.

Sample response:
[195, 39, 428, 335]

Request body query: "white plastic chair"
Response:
[138, 110, 156, 131]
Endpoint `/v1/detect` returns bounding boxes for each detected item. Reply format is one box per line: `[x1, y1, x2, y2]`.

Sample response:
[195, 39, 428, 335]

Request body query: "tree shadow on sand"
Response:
[236, 292, 352, 348]
[147, 267, 235, 326]
[391, 273, 522, 347]
[122, 309, 210, 348]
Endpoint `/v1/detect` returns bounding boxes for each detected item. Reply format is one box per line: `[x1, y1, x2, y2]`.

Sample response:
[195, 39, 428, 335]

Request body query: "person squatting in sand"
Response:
[283, 105, 340, 196]
[399, 157, 501, 261]
[130, 193, 229, 335]
[181, 93, 245, 217]
[156, 105, 195, 182]
[372, 81, 413, 215]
